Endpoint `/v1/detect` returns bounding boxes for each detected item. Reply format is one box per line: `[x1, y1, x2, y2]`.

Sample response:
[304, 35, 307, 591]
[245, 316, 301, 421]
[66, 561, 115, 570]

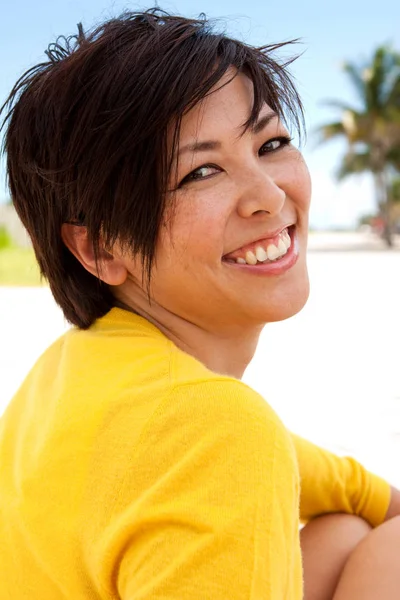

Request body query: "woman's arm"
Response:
[291, 433, 392, 527]
[384, 486, 400, 521]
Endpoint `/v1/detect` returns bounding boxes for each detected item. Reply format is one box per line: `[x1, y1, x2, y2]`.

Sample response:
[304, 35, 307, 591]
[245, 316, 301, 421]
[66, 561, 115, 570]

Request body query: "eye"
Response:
[178, 164, 220, 187]
[259, 136, 293, 155]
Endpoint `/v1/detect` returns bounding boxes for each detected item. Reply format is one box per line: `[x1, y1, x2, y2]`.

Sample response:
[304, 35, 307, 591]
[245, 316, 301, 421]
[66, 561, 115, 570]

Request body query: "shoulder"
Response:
[171, 376, 275, 420]
[171, 346, 272, 412]
[169, 340, 270, 409]
[156, 376, 290, 461]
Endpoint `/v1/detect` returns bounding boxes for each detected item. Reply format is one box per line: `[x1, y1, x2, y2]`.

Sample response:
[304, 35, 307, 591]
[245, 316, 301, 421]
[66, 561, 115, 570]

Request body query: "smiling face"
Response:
[117, 69, 312, 334]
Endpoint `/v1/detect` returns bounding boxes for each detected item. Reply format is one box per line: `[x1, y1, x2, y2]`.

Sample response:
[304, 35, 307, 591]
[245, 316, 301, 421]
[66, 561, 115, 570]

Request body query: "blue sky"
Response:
[1, 0, 399, 228]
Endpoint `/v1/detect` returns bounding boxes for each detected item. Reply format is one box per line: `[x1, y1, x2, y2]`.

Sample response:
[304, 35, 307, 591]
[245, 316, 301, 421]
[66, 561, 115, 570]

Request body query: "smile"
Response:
[222, 226, 299, 274]
[224, 226, 294, 264]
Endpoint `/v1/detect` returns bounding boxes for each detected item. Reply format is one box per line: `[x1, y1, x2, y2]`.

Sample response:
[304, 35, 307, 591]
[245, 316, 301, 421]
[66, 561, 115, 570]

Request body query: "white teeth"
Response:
[277, 238, 287, 255]
[282, 229, 291, 249]
[231, 228, 293, 265]
[255, 246, 268, 262]
[267, 244, 281, 261]
[245, 250, 258, 265]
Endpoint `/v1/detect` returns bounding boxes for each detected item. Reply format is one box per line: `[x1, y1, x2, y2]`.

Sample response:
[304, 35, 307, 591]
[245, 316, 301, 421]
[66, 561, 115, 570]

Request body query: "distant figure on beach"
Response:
[1, 8, 400, 599]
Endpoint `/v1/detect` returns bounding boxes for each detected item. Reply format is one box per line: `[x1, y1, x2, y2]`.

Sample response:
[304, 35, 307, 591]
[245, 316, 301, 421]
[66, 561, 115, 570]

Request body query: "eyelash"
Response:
[178, 135, 293, 188]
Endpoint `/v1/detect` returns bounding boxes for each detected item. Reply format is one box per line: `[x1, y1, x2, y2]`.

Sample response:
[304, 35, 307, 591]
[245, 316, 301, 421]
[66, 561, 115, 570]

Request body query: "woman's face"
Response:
[122, 70, 311, 333]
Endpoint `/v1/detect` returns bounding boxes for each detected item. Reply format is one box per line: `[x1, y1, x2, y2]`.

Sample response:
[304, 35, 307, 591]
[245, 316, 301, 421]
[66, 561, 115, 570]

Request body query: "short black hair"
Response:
[0, 7, 304, 328]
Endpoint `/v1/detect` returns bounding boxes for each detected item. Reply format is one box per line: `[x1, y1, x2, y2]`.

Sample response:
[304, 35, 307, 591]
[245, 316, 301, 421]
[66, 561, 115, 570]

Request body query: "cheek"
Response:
[291, 159, 311, 210]
[160, 197, 227, 263]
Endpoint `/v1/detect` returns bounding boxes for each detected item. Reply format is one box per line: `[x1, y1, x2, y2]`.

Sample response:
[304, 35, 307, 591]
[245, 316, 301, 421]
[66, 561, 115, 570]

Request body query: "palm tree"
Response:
[390, 177, 400, 233]
[316, 45, 400, 246]
[392, 177, 400, 201]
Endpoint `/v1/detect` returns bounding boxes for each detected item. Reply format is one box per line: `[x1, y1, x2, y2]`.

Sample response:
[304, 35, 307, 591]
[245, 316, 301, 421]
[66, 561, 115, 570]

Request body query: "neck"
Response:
[163, 319, 261, 379]
[114, 289, 262, 380]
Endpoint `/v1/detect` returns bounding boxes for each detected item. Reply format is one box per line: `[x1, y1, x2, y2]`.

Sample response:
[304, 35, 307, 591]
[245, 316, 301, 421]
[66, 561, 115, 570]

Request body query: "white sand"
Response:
[1, 232, 400, 487]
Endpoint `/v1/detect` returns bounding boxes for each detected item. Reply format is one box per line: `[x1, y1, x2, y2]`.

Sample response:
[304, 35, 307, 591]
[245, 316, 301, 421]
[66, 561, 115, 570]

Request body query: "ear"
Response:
[61, 224, 128, 286]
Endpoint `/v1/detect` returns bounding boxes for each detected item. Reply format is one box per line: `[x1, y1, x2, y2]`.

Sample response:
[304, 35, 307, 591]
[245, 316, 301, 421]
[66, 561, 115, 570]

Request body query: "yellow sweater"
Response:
[0, 308, 390, 599]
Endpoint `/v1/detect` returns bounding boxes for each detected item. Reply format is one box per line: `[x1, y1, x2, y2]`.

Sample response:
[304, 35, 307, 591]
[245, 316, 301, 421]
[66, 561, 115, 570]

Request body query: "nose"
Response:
[236, 166, 286, 218]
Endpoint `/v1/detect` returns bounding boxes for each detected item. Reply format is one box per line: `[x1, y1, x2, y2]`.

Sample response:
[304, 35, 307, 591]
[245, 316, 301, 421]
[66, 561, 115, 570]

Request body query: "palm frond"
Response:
[320, 99, 359, 112]
[388, 146, 400, 170]
[391, 178, 400, 202]
[315, 43, 400, 225]
[342, 62, 367, 106]
[336, 151, 373, 181]
[314, 121, 346, 145]
[386, 72, 400, 107]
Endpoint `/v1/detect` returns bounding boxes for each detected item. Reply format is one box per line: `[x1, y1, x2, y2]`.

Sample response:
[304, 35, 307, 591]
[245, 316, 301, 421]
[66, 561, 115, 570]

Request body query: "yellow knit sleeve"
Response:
[291, 434, 391, 527]
[89, 380, 303, 599]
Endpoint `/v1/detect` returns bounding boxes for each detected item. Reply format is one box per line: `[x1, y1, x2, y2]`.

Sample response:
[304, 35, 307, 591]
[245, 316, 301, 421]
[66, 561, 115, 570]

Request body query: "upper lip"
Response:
[224, 223, 294, 257]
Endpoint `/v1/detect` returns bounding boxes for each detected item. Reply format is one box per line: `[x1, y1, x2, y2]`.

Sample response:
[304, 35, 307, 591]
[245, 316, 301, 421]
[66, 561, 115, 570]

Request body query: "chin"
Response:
[257, 276, 310, 324]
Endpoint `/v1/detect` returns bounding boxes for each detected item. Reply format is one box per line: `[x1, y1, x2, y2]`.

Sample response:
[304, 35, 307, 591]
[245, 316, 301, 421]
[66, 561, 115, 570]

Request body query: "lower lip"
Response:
[223, 227, 299, 276]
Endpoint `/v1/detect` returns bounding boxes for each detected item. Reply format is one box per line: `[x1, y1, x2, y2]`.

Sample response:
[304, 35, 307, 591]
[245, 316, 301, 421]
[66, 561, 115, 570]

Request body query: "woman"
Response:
[0, 9, 399, 599]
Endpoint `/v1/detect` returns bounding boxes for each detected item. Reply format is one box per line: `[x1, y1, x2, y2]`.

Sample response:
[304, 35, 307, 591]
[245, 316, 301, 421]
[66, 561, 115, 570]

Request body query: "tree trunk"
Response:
[376, 170, 393, 247]
[384, 180, 394, 247]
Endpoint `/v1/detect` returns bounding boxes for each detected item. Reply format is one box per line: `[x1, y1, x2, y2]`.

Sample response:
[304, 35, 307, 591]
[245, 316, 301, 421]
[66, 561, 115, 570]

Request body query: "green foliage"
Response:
[358, 213, 376, 227]
[0, 247, 44, 286]
[391, 178, 400, 203]
[315, 45, 400, 245]
[0, 226, 13, 250]
[316, 45, 400, 173]
[336, 150, 372, 180]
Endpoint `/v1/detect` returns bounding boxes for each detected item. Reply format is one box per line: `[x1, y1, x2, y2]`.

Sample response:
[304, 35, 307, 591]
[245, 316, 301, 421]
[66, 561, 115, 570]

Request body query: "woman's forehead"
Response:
[178, 72, 275, 146]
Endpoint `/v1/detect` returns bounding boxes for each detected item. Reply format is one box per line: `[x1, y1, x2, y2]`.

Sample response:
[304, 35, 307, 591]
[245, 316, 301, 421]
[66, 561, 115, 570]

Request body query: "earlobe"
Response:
[61, 223, 128, 286]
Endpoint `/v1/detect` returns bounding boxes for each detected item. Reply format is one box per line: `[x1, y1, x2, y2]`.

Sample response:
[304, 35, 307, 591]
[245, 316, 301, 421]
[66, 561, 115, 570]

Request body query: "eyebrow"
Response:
[177, 111, 278, 156]
[251, 111, 278, 135]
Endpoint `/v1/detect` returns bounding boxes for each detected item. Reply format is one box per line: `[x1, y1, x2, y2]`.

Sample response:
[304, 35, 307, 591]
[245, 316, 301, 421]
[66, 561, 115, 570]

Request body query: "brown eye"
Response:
[264, 140, 281, 151]
[179, 164, 220, 187]
[259, 136, 292, 155]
